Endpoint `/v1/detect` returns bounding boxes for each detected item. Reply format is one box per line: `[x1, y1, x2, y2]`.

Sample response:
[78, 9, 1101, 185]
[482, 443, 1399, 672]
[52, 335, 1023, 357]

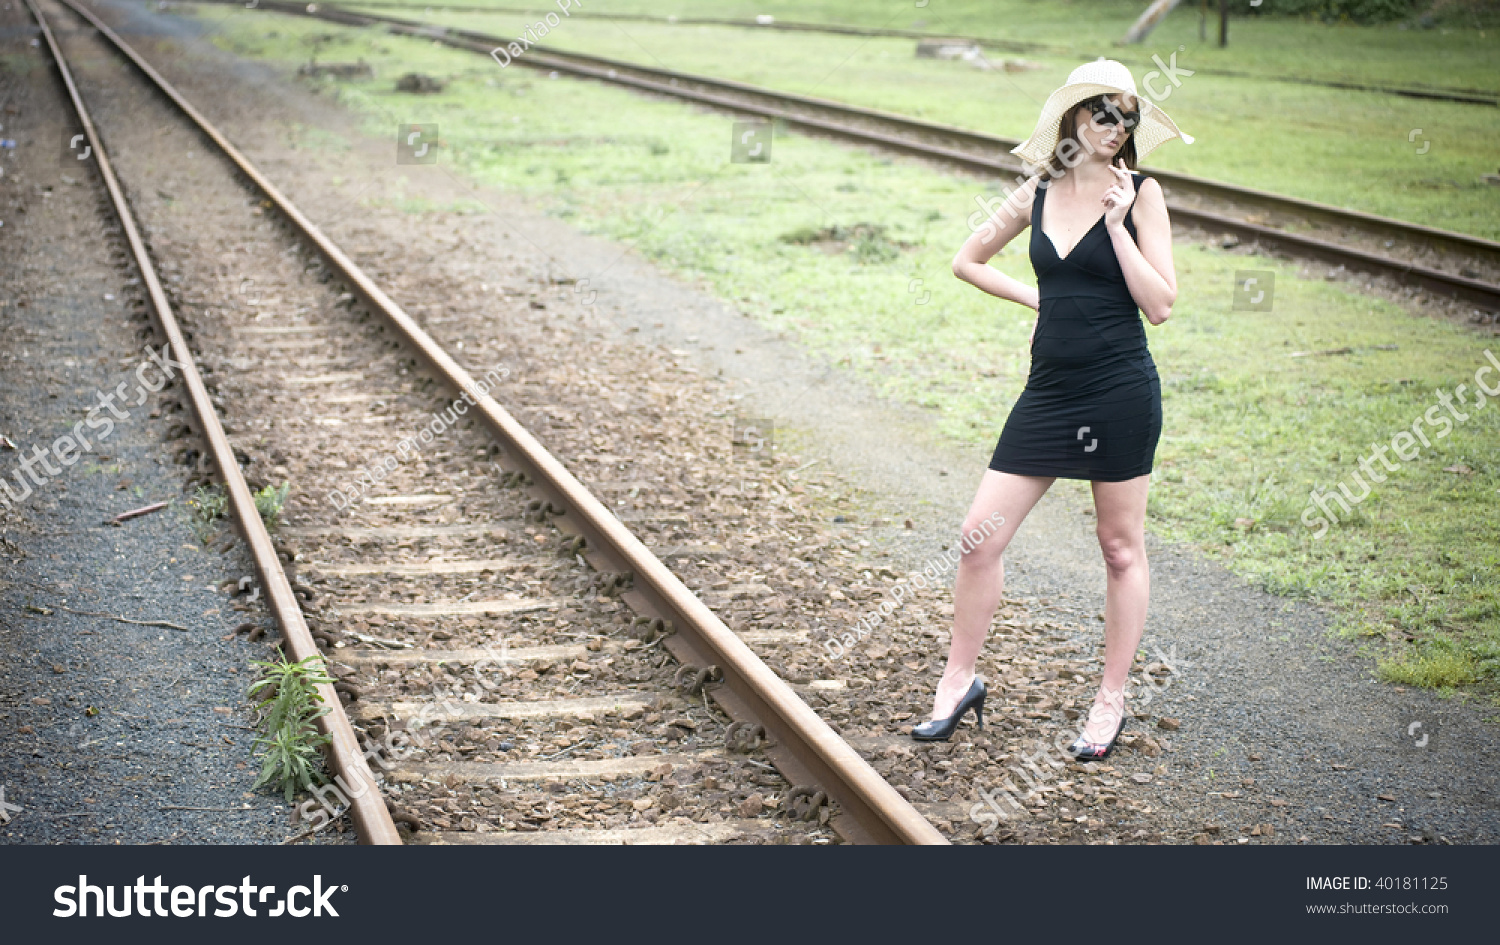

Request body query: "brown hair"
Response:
[1042, 95, 1138, 181]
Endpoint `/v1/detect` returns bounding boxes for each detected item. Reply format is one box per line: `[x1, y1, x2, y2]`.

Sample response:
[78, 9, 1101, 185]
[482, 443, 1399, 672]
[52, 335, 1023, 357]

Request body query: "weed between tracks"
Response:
[249, 655, 334, 802]
[254, 481, 291, 529]
[186, 483, 228, 543]
[198, 9, 1499, 701]
[185, 481, 289, 535]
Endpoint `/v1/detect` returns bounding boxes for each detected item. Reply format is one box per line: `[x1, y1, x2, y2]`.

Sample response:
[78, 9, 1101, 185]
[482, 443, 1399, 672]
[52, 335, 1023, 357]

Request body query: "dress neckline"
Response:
[1041, 212, 1108, 263]
[1037, 174, 1139, 262]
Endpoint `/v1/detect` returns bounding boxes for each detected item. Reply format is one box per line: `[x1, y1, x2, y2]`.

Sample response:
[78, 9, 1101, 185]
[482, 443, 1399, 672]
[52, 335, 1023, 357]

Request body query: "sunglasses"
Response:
[1084, 99, 1140, 131]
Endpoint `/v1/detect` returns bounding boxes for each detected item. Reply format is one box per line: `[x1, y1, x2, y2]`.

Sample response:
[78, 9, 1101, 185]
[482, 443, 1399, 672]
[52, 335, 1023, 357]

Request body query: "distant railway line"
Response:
[338, 0, 1500, 107]
[220, 0, 1500, 312]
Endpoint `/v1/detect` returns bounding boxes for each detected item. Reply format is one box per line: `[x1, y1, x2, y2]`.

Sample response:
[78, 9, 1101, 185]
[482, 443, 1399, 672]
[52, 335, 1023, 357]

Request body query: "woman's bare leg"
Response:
[932, 470, 1054, 720]
[1081, 475, 1151, 740]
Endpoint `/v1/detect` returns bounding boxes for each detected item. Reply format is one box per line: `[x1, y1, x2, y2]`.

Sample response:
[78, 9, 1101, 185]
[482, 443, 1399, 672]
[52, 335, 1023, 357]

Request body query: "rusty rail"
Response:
[53, 0, 946, 845]
[28, 0, 402, 844]
[276, 0, 1500, 106]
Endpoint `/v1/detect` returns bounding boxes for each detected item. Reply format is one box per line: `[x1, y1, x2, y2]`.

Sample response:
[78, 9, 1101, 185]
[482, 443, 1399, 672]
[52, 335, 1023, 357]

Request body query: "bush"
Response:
[1247, 0, 1421, 24]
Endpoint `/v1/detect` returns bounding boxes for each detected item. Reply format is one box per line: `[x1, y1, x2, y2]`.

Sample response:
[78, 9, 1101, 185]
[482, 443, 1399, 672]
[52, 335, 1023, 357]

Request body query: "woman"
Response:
[912, 60, 1192, 760]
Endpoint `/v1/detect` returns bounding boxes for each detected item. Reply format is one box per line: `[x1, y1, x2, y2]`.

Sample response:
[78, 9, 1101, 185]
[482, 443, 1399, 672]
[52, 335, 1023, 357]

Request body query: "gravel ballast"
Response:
[2, 0, 1492, 846]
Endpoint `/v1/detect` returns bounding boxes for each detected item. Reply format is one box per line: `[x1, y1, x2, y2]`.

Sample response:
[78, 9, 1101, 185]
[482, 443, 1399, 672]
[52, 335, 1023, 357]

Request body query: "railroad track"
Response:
[335, 1, 1500, 108]
[205, 0, 1500, 313]
[30, 0, 946, 845]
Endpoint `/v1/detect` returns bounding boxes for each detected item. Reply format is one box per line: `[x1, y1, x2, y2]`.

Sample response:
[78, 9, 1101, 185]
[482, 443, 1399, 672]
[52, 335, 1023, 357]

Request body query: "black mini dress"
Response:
[988, 173, 1162, 482]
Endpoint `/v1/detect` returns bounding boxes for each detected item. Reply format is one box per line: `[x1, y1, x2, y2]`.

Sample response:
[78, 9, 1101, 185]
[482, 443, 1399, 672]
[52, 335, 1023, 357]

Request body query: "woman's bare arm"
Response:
[952, 176, 1042, 315]
[1105, 173, 1176, 325]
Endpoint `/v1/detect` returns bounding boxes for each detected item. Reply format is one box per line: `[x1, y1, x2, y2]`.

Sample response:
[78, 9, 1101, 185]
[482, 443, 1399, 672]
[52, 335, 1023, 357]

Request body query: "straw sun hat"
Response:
[1011, 58, 1193, 168]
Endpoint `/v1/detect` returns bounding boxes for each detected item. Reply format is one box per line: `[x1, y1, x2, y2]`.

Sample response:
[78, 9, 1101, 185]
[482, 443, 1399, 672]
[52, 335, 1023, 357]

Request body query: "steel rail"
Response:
[225, 0, 1500, 260]
[217, 0, 1500, 311]
[339, 1, 1500, 107]
[388, 9, 1500, 263]
[213, 0, 1500, 258]
[57, 0, 946, 845]
[29, 0, 402, 845]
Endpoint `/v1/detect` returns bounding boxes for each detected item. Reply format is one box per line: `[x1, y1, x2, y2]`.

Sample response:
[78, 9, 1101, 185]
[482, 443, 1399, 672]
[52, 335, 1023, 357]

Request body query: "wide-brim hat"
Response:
[1011, 58, 1193, 168]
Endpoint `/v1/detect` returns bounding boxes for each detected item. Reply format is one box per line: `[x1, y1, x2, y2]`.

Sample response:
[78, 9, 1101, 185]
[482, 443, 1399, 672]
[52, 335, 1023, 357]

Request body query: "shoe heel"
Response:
[911, 677, 986, 742]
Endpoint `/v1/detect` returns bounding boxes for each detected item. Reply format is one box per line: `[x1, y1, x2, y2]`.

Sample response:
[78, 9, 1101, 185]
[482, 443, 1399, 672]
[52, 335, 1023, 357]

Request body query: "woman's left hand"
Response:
[1101, 158, 1134, 229]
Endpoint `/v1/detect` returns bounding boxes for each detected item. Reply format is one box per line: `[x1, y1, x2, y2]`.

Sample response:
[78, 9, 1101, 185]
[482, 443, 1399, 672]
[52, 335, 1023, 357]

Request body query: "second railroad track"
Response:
[215, 0, 1500, 312]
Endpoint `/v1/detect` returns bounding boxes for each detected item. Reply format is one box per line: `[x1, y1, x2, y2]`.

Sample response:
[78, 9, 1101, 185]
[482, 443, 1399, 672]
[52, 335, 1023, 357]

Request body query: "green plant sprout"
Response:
[248, 654, 333, 802]
[253, 481, 290, 528]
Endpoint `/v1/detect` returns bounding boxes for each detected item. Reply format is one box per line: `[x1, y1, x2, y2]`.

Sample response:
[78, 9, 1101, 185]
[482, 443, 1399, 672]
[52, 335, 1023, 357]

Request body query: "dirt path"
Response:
[46, 0, 1499, 845]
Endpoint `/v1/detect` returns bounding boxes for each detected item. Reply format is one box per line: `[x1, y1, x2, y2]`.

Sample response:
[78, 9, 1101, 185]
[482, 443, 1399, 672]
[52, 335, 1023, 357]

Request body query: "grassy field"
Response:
[194, 6, 1500, 701]
[338, 0, 1500, 239]
[339, 0, 1500, 89]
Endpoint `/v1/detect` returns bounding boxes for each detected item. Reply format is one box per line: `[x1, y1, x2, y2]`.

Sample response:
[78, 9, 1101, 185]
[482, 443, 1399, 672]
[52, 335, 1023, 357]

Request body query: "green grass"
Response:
[339, 0, 1500, 238]
[197, 8, 1500, 700]
[1377, 639, 1482, 689]
[186, 483, 228, 542]
[253, 481, 290, 528]
[342, 0, 1500, 89]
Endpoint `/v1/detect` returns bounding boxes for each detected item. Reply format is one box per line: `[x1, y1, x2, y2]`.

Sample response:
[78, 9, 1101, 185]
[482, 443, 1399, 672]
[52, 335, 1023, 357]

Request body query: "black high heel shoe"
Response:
[1069, 686, 1126, 761]
[911, 677, 986, 742]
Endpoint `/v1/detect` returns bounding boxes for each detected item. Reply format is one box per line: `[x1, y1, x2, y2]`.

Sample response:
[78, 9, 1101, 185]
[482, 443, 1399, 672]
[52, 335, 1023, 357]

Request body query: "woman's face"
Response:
[1073, 94, 1138, 160]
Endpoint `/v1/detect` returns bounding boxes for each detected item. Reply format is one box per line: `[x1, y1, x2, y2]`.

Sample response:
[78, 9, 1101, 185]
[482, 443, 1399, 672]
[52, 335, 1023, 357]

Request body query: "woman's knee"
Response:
[1096, 529, 1142, 574]
[958, 518, 1006, 562]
